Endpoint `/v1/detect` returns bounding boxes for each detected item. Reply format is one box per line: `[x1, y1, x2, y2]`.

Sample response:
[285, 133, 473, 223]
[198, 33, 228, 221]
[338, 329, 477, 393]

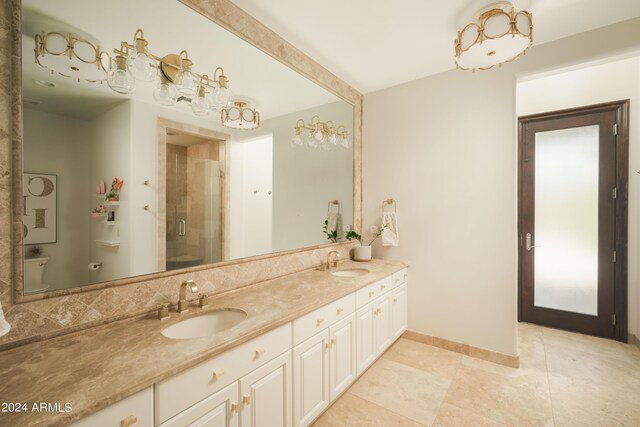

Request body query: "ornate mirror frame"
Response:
[0, 0, 361, 346]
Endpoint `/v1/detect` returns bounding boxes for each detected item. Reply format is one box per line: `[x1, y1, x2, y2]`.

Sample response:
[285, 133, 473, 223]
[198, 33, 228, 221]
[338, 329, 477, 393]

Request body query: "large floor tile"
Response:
[442, 364, 554, 426]
[383, 338, 463, 379]
[313, 393, 424, 427]
[349, 358, 451, 426]
[432, 402, 505, 427]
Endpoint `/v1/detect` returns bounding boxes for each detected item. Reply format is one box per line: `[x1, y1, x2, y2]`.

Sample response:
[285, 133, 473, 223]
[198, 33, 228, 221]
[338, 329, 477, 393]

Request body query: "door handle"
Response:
[178, 219, 186, 236]
[525, 233, 540, 251]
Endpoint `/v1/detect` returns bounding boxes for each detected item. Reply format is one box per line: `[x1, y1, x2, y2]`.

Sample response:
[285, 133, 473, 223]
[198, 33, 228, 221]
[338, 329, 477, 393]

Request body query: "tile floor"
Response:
[313, 323, 640, 427]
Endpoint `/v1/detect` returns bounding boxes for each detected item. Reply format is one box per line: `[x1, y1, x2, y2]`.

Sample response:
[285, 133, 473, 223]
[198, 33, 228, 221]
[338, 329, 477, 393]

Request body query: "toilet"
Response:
[24, 257, 50, 294]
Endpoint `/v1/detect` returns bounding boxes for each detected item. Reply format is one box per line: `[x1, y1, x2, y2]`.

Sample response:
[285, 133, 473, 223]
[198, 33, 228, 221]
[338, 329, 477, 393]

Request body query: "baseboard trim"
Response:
[402, 330, 520, 368]
[630, 333, 640, 350]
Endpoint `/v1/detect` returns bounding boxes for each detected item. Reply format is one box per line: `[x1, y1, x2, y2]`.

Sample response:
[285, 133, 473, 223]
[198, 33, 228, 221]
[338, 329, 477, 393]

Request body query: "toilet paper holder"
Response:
[88, 262, 103, 270]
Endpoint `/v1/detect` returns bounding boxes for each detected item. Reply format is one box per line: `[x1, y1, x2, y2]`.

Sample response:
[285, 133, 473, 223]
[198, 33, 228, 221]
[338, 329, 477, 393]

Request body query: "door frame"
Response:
[517, 100, 629, 342]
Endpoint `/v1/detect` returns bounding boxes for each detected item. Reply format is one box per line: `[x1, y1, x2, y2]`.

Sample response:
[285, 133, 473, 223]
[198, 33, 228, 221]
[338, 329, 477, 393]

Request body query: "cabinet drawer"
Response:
[70, 387, 153, 427]
[293, 293, 355, 345]
[392, 268, 408, 288]
[155, 323, 291, 424]
[356, 276, 392, 309]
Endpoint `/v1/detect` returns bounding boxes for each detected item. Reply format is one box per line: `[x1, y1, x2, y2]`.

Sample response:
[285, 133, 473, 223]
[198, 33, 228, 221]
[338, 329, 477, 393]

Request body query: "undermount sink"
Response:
[331, 268, 370, 278]
[162, 310, 247, 340]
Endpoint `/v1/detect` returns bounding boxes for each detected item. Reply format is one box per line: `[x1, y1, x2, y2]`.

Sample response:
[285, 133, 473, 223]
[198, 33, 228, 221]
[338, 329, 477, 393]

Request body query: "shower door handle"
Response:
[525, 233, 540, 251]
[178, 219, 186, 236]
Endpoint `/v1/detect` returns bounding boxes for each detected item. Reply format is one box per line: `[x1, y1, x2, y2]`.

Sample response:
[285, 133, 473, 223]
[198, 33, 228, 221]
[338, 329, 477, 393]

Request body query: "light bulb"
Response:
[307, 132, 318, 149]
[107, 56, 136, 94]
[210, 86, 233, 109]
[328, 133, 338, 145]
[127, 51, 157, 82]
[313, 129, 324, 142]
[153, 76, 178, 106]
[190, 86, 211, 116]
[340, 134, 350, 149]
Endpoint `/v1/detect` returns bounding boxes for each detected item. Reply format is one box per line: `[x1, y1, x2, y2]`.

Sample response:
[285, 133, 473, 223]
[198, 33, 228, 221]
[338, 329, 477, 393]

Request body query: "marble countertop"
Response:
[0, 259, 407, 427]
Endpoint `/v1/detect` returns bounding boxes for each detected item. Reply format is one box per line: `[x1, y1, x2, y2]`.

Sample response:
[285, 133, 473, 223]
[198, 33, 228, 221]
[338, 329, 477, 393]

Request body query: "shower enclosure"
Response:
[165, 132, 223, 271]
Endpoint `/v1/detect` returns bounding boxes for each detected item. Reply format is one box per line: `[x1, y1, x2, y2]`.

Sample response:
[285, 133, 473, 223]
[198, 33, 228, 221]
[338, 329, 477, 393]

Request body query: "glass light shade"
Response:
[328, 133, 338, 145]
[291, 132, 303, 147]
[153, 79, 178, 106]
[174, 69, 199, 96]
[221, 102, 260, 129]
[127, 51, 157, 82]
[191, 89, 211, 116]
[313, 129, 324, 142]
[107, 58, 136, 94]
[210, 86, 233, 109]
[340, 135, 351, 149]
[455, 4, 532, 70]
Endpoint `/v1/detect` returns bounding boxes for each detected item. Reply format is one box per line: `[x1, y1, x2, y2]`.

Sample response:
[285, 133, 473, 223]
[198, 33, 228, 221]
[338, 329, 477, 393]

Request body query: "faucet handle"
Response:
[198, 293, 209, 308]
[157, 303, 170, 320]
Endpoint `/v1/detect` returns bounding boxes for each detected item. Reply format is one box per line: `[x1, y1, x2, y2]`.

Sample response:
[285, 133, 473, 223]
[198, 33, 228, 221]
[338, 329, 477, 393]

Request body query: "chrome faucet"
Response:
[178, 280, 199, 314]
[324, 250, 339, 270]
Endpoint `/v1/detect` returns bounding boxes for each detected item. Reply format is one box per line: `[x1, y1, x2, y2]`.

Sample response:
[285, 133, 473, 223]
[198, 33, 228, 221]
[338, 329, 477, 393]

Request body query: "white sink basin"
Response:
[162, 310, 247, 340]
[332, 268, 370, 278]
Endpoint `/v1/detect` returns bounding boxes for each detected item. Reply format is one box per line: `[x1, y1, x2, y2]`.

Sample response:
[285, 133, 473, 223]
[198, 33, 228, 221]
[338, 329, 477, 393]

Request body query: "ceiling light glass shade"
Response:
[153, 75, 178, 106]
[455, 2, 532, 71]
[34, 31, 108, 81]
[190, 86, 211, 116]
[107, 56, 136, 94]
[210, 86, 233, 109]
[174, 69, 199, 96]
[221, 101, 260, 129]
[127, 51, 157, 82]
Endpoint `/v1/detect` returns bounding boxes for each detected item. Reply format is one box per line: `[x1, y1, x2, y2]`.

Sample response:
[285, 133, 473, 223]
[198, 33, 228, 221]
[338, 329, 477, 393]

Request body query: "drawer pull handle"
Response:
[243, 395, 251, 405]
[231, 402, 239, 413]
[369, 291, 374, 297]
[336, 308, 343, 315]
[325, 342, 330, 351]
[381, 285, 386, 290]
[395, 278, 400, 283]
[255, 348, 266, 358]
[212, 370, 225, 379]
[331, 338, 337, 346]
[393, 297, 398, 303]
[120, 415, 138, 427]
[317, 318, 325, 326]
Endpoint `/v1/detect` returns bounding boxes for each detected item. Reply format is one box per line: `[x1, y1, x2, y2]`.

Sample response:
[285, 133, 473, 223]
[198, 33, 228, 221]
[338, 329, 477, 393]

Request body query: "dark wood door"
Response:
[518, 101, 629, 341]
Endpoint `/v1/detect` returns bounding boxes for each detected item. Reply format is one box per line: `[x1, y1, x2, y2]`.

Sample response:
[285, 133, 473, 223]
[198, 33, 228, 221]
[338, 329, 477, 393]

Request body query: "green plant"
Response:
[28, 245, 43, 258]
[322, 220, 338, 243]
[346, 225, 389, 246]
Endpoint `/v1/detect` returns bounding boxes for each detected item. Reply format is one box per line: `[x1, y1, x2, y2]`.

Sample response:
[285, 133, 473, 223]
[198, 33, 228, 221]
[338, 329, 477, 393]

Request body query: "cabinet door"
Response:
[356, 303, 376, 376]
[329, 313, 356, 401]
[70, 387, 153, 427]
[159, 382, 239, 427]
[293, 330, 330, 427]
[375, 295, 393, 354]
[239, 350, 292, 427]
[391, 283, 408, 340]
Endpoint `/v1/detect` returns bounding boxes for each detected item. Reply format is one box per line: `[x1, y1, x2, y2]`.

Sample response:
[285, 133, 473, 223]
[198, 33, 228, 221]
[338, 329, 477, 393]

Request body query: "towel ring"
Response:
[327, 200, 342, 215]
[382, 198, 396, 213]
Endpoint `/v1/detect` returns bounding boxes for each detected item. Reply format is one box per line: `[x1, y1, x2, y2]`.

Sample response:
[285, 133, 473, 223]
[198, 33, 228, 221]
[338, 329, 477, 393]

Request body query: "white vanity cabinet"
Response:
[69, 387, 153, 427]
[70, 268, 407, 427]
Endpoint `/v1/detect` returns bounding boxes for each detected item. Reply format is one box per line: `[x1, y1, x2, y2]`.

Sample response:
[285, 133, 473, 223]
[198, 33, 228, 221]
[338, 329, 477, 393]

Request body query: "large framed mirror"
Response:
[13, 0, 360, 302]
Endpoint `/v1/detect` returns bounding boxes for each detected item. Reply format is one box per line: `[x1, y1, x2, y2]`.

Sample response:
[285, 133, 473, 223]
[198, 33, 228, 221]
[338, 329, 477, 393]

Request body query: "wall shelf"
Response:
[91, 213, 108, 217]
[95, 240, 120, 247]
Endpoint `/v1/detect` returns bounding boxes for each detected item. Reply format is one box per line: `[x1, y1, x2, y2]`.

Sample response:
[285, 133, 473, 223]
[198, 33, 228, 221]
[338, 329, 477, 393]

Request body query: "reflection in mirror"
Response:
[21, 0, 354, 295]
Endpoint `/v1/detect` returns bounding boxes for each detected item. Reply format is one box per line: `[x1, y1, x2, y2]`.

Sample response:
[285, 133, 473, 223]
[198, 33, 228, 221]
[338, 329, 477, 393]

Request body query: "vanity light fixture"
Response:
[291, 116, 350, 150]
[126, 29, 157, 82]
[107, 54, 136, 94]
[454, 1, 532, 71]
[190, 75, 213, 116]
[34, 31, 109, 81]
[221, 101, 260, 129]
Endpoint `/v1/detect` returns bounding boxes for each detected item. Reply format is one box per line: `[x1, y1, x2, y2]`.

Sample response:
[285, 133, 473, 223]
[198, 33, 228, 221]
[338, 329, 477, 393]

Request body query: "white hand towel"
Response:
[327, 212, 343, 240]
[381, 212, 399, 247]
[0, 302, 10, 337]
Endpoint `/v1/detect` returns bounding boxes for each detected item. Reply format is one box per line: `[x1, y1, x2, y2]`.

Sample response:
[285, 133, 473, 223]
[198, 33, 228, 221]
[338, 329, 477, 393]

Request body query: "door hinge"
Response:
[613, 123, 619, 135]
[612, 187, 617, 199]
[612, 251, 617, 263]
[612, 314, 616, 325]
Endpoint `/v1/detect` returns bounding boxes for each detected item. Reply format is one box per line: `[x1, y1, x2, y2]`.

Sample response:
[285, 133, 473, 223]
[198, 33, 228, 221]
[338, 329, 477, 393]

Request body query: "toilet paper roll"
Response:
[88, 262, 102, 271]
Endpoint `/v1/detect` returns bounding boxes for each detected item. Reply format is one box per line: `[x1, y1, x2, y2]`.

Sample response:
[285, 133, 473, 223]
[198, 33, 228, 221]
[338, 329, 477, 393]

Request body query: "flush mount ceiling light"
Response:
[291, 115, 350, 151]
[221, 101, 260, 129]
[34, 31, 109, 81]
[455, 1, 532, 71]
[34, 28, 249, 125]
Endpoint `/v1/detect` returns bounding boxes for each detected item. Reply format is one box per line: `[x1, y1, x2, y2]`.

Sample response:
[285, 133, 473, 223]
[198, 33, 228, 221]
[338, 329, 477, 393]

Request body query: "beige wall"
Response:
[517, 56, 640, 335]
[363, 18, 640, 355]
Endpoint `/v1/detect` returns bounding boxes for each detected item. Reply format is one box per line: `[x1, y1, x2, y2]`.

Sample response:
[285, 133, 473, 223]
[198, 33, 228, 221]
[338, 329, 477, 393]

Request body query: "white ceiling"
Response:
[230, 0, 640, 93]
[21, 0, 340, 120]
